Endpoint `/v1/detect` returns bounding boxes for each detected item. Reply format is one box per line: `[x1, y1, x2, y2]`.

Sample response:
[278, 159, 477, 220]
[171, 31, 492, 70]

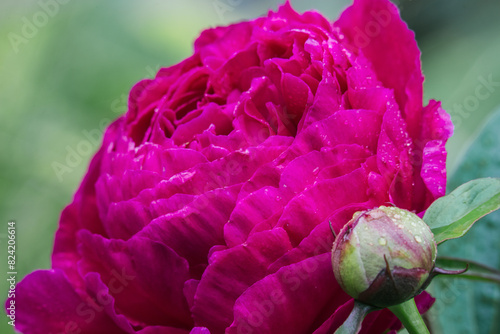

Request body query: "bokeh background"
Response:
[1, 0, 500, 333]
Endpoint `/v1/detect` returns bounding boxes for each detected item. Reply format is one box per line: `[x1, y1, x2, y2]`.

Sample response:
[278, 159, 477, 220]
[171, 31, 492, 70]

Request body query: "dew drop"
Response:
[414, 235, 422, 243]
[378, 237, 387, 246]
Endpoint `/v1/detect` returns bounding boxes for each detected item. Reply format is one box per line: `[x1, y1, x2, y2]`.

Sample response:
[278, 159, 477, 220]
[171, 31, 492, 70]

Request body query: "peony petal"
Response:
[237, 163, 283, 199]
[189, 328, 211, 334]
[195, 22, 253, 63]
[312, 300, 354, 334]
[227, 253, 350, 334]
[172, 104, 234, 146]
[137, 185, 240, 270]
[192, 229, 292, 332]
[278, 168, 371, 245]
[345, 56, 381, 90]
[78, 232, 192, 328]
[95, 170, 163, 218]
[359, 308, 400, 334]
[211, 45, 261, 96]
[376, 107, 414, 209]
[52, 203, 86, 291]
[302, 72, 342, 129]
[334, 0, 423, 138]
[269, 204, 369, 272]
[83, 272, 137, 332]
[421, 140, 447, 200]
[414, 291, 435, 314]
[183, 279, 200, 312]
[348, 87, 398, 114]
[149, 193, 197, 219]
[200, 144, 231, 161]
[275, 1, 333, 32]
[416, 100, 453, 206]
[72, 147, 108, 237]
[13, 269, 135, 334]
[137, 327, 189, 334]
[420, 100, 453, 142]
[225, 186, 286, 247]
[281, 72, 314, 128]
[103, 200, 152, 240]
[295, 109, 383, 154]
[136, 144, 291, 203]
[279, 145, 371, 195]
[52, 142, 110, 290]
[159, 148, 209, 178]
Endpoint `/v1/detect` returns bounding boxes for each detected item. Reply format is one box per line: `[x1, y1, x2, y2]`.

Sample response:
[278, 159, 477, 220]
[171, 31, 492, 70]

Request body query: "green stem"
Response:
[334, 301, 376, 334]
[436, 256, 500, 284]
[458, 272, 500, 284]
[388, 298, 429, 334]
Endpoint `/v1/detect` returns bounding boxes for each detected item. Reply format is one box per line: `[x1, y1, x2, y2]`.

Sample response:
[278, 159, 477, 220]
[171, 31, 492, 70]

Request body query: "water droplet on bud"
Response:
[378, 237, 387, 246]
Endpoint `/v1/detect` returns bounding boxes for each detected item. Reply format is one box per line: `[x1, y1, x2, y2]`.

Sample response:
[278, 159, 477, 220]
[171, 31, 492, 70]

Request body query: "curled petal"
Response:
[335, 0, 423, 137]
[13, 270, 135, 334]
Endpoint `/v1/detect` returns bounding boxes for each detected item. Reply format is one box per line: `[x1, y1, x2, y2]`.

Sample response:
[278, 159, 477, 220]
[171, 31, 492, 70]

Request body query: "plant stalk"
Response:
[334, 301, 375, 334]
[388, 298, 429, 334]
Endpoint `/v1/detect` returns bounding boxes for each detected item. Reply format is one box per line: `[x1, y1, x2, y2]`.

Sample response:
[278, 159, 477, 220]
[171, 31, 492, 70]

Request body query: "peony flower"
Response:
[11, 0, 452, 333]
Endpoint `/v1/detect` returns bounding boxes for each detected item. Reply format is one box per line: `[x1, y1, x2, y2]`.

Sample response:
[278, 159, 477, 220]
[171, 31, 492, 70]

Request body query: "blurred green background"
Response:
[1, 0, 500, 333]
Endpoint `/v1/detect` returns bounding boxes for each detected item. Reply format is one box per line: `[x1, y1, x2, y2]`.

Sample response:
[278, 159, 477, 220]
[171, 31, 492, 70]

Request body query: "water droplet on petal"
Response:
[378, 237, 387, 246]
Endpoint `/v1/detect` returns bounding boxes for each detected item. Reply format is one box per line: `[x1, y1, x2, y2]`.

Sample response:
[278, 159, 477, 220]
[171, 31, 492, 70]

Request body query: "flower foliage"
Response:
[11, 0, 451, 333]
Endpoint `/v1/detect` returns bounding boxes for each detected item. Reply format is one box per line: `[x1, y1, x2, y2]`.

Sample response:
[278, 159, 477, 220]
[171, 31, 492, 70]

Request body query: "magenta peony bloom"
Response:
[11, 0, 452, 333]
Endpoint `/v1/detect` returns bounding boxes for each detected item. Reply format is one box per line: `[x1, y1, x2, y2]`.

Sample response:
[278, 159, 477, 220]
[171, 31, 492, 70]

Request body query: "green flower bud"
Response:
[331, 206, 437, 308]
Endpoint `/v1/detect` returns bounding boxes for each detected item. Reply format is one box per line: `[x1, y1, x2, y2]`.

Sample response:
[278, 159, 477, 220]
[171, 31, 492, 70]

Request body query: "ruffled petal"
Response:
[376, 107, 414, 209]
[269, 204, 369, 272]
[78, 231, 192, 327]
[312, 300, 354, 334]
[335, 0, 423, 137]
[225, 186, 286, 247]
[278, 168, 371, 245]
[295, 110, 383, 154]
[13, 270, 135, 334]
[137, 185, 240, 270]
[192, 229, 292, 332]
[227, 253, 349, 334]
[189, 328, 211, 334]
[421, 140, 447, 200]
[137, 327, 189, 334]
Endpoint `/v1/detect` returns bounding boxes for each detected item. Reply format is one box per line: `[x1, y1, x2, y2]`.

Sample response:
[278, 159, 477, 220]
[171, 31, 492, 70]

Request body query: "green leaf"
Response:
[428, 107, 500, 334]
[423, 178, 500, 244]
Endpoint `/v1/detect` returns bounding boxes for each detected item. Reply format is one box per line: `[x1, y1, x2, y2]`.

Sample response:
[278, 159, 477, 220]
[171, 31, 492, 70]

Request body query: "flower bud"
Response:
[331, 206, 437, 308]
